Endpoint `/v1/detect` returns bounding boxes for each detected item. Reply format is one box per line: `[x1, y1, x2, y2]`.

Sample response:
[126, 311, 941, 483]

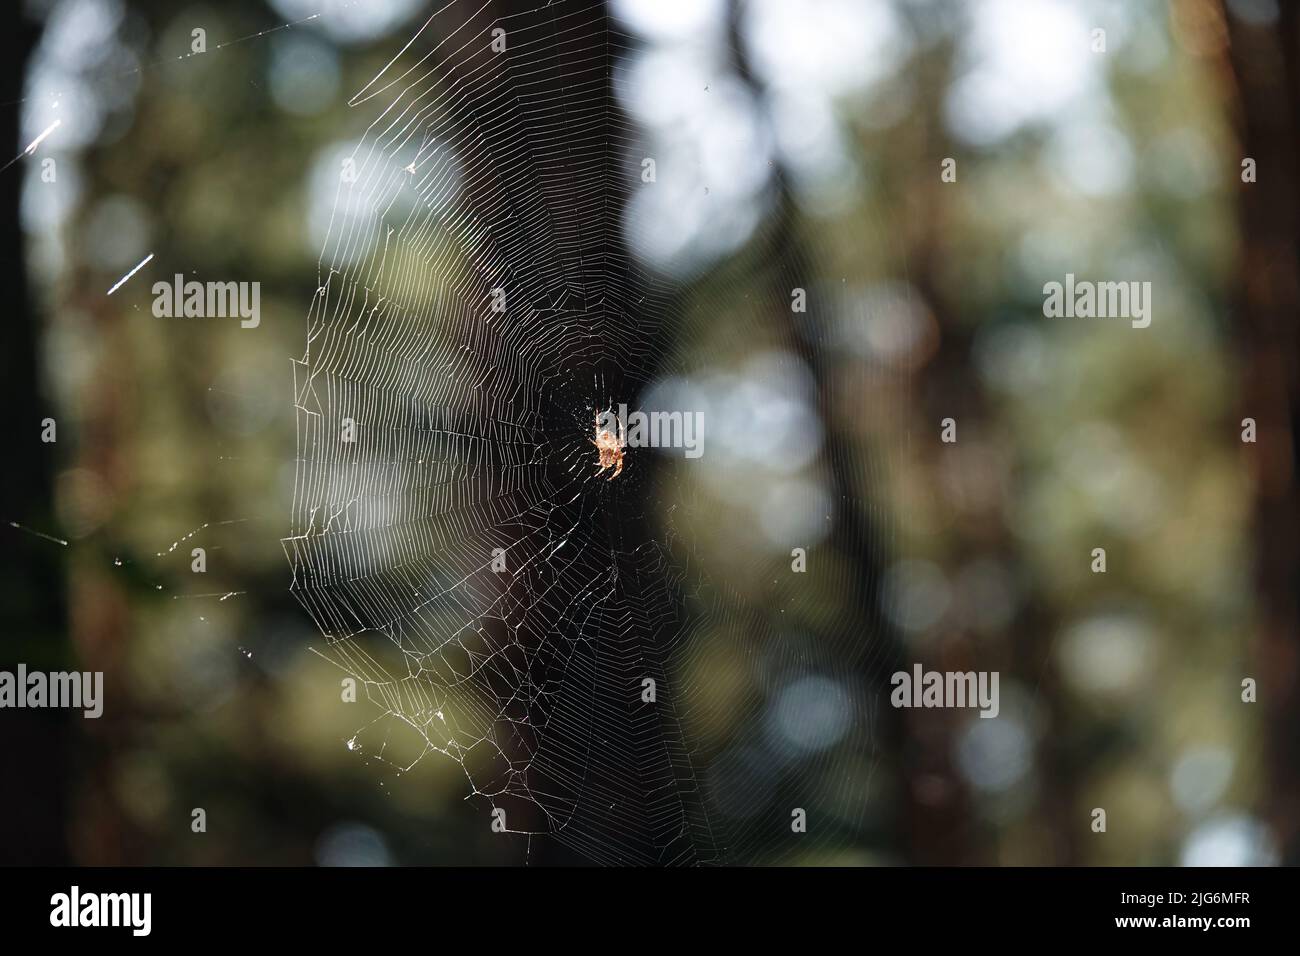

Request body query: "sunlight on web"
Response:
[282, 0, 715, 864]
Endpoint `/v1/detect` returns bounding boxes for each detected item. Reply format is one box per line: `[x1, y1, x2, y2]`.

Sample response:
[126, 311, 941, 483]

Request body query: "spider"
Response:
[591, 408, 627, 480]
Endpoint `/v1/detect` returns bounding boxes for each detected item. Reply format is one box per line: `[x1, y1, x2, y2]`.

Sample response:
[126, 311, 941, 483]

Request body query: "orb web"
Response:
[284, 0, 893, 865]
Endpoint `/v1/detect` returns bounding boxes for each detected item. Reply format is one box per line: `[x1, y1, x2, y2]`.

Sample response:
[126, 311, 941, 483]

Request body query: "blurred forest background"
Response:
[1, 0, 1296, 865]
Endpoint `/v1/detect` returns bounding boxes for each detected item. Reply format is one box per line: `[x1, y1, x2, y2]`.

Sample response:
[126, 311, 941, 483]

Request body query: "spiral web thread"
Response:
[283, 0, 725, 864]
[284, 0, 890, 866]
